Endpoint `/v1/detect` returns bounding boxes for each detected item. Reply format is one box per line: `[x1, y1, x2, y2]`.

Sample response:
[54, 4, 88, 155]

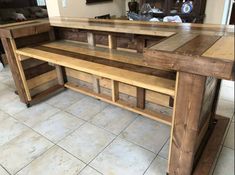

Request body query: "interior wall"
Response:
[204, 0, 230, 24]
[46, 0, 126, 18]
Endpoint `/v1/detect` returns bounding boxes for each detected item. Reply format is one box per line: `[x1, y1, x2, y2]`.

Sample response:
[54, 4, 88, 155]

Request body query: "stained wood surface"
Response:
[50, 17, 234, 36]
[168, 72, 206, 175]
[16, 47, 176, 96]
[65, 82, 172, 125]
[66, 68, 171, 107]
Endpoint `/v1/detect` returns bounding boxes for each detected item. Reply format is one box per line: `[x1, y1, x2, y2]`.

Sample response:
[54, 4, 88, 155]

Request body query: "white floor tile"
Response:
[220, 86, 234, 102]
[79, 166, 102, 175]
[224, 122, 234, 149]
[0, 166, 9, 175]
[91, 105, 137, 135]
[58, 123, 115, 163]
[0, 116, 29, 146]
[216, 99, 234, 119]
[46, 90, 85, 110]
[0, 130, 53, 174]
[33, 111, 85, 143]
[14, 103, 60, 127]
[66, 97, 108, 121]
[144, 156, 168, 175]
[16, 146, 85, 175]
[120, 117, 170, 153]
[158, 140, 170, 159]
[90, 138, 155, 175]
[213, 147, 234, 175]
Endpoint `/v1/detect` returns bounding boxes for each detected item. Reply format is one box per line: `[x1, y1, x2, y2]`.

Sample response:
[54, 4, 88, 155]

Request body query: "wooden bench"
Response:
[16, 40, 176, 125]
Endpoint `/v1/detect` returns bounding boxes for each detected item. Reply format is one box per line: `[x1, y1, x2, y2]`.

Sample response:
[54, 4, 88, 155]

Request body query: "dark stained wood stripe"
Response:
[34, 45, 176, 80]
[175, 35, 221, 56]
[193, 116, 230, 175]
[24, 63, 55, 80]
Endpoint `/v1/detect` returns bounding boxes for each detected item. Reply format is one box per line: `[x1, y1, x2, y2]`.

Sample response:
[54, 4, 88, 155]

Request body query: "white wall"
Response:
[46, 0, 60, 17]
[46, 0, 126, 18]
[204, 0, 232, 24]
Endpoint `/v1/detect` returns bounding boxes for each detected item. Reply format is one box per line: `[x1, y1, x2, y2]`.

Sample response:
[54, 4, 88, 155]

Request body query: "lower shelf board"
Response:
[65, 82, 172, 126]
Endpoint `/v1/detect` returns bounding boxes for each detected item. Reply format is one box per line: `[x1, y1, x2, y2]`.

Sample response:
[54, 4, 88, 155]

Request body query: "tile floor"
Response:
[0, 66, 234, 175]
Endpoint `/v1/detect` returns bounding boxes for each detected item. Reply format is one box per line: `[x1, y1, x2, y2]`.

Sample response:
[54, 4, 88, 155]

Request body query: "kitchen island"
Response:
[1, 17, 234, 175]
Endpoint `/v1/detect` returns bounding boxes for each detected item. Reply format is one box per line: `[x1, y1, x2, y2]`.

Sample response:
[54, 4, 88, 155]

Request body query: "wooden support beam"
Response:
[93, 76, 100, 93]
[136, 38, 145, 53]
[87, 32, 96, 46]
[111, 80, 119, 102]
[137, 87, 145, 109]
[168, 72, 207, 175]
[10, 39, 32, 101]
[55, 65, 65, 85]
[108, 34, 117, 49]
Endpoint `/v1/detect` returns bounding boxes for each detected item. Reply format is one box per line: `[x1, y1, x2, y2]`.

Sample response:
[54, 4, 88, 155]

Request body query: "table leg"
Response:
[168, 72, 207, 175]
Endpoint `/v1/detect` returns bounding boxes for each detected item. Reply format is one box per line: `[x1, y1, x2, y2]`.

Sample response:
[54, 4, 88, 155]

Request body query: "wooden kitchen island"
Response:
[0, 17, 234, 175]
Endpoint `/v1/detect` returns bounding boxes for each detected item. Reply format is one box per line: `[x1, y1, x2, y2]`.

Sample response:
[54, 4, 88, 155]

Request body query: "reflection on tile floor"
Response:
[0, 66, 234, 175]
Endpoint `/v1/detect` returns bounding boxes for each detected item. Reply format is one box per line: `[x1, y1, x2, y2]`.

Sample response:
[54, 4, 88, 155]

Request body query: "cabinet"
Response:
[139, 0, 207, 23]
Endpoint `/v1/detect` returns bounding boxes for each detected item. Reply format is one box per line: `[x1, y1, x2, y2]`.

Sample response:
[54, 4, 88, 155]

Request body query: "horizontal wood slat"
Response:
[65, 82, 172, 125]
[16, 48, 175, 96]
[27, 70, 57, 89]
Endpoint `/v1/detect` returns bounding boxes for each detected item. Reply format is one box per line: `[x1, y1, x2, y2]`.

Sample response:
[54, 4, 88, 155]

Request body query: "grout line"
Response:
[0, 164, 11, 175]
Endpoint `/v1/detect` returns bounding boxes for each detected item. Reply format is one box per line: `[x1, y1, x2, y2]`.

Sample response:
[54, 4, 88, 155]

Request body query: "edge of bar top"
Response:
[49, 17, 234, 36]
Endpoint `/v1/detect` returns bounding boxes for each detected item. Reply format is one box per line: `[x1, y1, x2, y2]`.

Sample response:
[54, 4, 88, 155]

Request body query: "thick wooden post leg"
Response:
[111, 80, 119, 102]
[108, 34, 117, 49]
[168, 72, 206, 175]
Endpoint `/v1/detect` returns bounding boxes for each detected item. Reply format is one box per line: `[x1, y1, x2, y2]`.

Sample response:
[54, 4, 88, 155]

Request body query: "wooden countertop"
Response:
[49, 17, 234, 37]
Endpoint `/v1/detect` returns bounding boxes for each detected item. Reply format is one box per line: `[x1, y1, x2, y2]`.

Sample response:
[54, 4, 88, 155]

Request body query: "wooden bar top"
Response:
[49, 17, 234, 36]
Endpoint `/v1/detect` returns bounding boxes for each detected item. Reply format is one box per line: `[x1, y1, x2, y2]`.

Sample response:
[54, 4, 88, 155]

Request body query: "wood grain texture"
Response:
[168, 72, 206, 175]
[65, 82, 172, 125]
[175, 35, 220, 56]
[144, 50, 234, 80]
[66, 68, 171, 107]
[16, 47, 176, 96]
[137, 87, 146, 109]
[203, 36, 234, 61]
[149, 33, 199, 52]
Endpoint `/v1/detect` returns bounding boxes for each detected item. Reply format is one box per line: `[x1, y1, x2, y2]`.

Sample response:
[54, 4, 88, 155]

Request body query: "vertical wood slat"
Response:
[168, 72, 206, 175]
[10, 38, 32, 101]
[93, 76, 100, 93]
[1, 38, 28, 103]
[87, 32, 96, 46]
[137, 87, 145, 109]
[111, 80, 119, 102]
[49, 29, 65, 85]
[108, 34, 117, 49]
[136, 38, 145, 53]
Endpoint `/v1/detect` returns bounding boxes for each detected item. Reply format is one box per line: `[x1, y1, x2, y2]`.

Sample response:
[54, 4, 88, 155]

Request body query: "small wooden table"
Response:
[0, 17, 234, 175]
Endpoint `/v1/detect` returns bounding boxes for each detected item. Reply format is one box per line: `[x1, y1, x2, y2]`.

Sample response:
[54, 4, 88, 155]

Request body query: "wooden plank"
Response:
[193, 116, 230, 175]
[137, 87, 145, 109]
[41, 41, 176, 80]
[55, 65, 65, 85]
[27, 70, 57, 89]
[65, 82, 172, 126]
[175, 35, 220, 56]
[111, 80, 119, 102]
[16, 48, 176, 96]
[30, 79, 58, 97]
[144, 50, 234, 80]
[168, 72, 206, 175]
[1, 38, 28, 103]
[24, 62, 55, 80]
[66, 68, 171, 107]
[92, 76, 100, 93]
[203, 36, 234, 61]
[87, 32, 96, 46]
[149, 33, 199, 52]
[10, 39, 32, 101]
[108, 34, 117, 49]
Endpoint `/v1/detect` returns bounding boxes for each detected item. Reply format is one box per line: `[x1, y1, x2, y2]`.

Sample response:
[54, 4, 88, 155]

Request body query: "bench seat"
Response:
[16, 41, 176, 96]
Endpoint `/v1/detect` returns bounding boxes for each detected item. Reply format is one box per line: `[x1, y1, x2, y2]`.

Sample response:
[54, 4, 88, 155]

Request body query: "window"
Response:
[37, 0, 46, 6]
